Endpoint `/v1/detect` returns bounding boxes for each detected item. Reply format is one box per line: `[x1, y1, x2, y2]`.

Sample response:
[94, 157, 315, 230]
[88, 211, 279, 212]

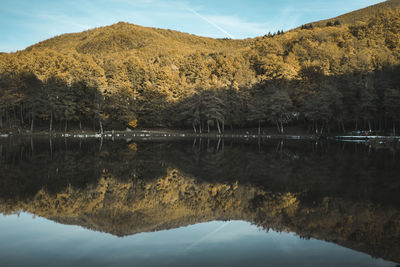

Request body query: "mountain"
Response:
[310, 0, 400, 27]
[28, 22, 249, 54]
[0, 1, 399, 133]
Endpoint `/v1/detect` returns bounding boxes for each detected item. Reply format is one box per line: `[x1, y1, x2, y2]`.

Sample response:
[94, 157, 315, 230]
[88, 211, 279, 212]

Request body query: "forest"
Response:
[0, 6, 400, 134]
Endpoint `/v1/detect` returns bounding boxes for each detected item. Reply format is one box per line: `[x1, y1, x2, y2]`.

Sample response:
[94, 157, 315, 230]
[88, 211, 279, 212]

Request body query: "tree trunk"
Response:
[5, 109, 9, 126]
[99, 119, 103, 135]
[79, 120, 82, 132]
[280, 120, 284, 135]
[258, 120, 261, 136]
[368, 120, 372, 132]
[379, 119, 382, 132]
[222, 121, 225, 134]
[276, 121, 280, 134]
[0, 115, 2, 128]
[192, 121, 197, 133]
[393, 121, 396, 136]
[341, 121, 346, 134]
[49, 137, 53, 158]
[207, 121, 210, 133]
[216, 119, 221, 134]
[65, 119, 68, 133]
[13, 106, 17, 121]
[20, 104, 24, 125]
[30, 114, 34, 134]
[96, 102, 103, 134]
[49, 112, 53, 133]
[30, 136, 34, 154]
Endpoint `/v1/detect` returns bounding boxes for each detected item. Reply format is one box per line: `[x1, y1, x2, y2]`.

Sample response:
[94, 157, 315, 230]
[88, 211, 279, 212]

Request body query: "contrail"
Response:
[184, 221, 232, 252]
[187, 7, 235, 39]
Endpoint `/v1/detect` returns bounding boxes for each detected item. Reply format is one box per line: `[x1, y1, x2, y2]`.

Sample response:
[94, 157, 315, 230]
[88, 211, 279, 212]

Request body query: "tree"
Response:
[201, 90, 225, 134]
[44, 77, 79, 133]
[60, 85, 79, 132]
[44, 77, 62, 132]
[359, 76, 378, 131]
[248, 94, 268, 135]
[104, 86, 137, 128]
[326, 21, 334, 27]
[0, 80, 24, 129]
[266, 90, 294, 134]
[303, 85, 343, 135]
[176, 94, 202, 133]
[94, 88, 105, 134]
[383, 88, 400, 135]
[222, 85, 249, 130]
[20, 73, 46, 133]
[136, 88, 168, 128]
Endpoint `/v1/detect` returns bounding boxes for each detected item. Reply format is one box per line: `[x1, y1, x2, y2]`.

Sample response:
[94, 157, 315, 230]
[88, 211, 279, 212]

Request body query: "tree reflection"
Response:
[0, 137, 399, 262]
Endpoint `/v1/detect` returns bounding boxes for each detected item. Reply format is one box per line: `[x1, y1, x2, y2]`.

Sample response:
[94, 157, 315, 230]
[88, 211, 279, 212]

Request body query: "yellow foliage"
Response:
[1, 3, 400, 131]
[128, 119, 138, 128]
[128, 142, 137, 151]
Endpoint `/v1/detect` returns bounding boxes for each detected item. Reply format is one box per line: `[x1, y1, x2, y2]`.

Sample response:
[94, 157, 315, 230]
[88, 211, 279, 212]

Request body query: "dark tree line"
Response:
[326, 20, 341, 27]
[173, 65, 400, 135]
[264, 30, 284, 38]
[0, 73, 105, 133]
[301, 24, 314, 30]
[0, 65, 400, 135]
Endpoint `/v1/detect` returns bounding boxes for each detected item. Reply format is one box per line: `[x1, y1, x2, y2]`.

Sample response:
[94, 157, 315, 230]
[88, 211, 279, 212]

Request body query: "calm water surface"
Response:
[0, 137, 399, 267]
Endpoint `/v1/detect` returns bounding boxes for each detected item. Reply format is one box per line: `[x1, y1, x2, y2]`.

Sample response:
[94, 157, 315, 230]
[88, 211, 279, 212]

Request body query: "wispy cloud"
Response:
[205, 15, 269, 38]
[186, 8, 234, 38]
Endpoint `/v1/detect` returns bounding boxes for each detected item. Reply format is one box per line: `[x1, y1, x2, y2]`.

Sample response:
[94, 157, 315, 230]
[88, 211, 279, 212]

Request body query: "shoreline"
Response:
[1, 130, 400, 143]
[0, 130, 316, 140]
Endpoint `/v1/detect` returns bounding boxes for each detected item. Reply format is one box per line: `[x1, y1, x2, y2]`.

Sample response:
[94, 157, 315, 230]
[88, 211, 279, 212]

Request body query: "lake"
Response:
[0, 137, 399, 267]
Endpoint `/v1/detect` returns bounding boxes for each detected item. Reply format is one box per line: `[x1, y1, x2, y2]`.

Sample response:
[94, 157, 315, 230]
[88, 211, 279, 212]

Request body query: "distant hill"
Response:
[309, 0, 400, 27]
[0, 1, 399, 133]
[28, 21, 249, 55]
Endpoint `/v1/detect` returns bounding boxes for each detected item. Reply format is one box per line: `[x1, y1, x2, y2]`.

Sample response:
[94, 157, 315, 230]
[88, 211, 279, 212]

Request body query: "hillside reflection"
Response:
[0, 137, 399, 263]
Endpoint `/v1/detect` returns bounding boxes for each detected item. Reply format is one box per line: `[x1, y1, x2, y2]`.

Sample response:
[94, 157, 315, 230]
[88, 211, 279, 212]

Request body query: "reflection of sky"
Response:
[0, 213, 395, 267]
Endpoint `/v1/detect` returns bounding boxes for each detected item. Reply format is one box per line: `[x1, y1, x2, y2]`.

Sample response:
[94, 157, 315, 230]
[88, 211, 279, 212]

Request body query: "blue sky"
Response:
[0, 0, 384, 52]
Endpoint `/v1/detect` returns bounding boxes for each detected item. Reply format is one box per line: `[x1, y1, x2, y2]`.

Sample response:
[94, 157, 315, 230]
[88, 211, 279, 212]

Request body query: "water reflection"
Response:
[0, 137, 399, 266]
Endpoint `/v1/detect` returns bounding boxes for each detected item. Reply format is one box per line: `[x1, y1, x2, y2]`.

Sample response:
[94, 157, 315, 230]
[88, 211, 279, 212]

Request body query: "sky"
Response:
[0, 0, 385, 52]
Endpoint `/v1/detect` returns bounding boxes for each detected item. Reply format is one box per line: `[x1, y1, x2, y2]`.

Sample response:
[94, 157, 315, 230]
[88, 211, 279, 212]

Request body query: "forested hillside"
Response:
[1, 1, 400, 134]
